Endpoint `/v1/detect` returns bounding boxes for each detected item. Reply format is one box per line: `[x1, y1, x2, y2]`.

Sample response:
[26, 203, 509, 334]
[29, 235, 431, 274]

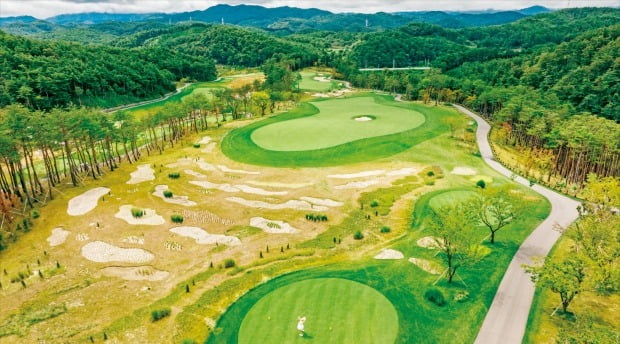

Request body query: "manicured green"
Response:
[238, 278, 398, 344]
[428, 190, 476, 211]
[299, 72, 337, 92]
[181, 87, 215, 102]
[251, 96, 424, 151]
[222, 94, 449, 167]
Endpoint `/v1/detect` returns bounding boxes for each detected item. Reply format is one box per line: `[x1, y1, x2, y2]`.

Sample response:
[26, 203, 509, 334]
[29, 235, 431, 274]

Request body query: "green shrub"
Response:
[193, 143, 201, 148]
[427, 171, 435, 177]
[353, 231, 364, 240]
[454, 291, 469, 302]
[266, 222, 281, 229]
[31, 210, 40, 219]
[425, 180, 435, 186]
[424, 288, 446, 306]
[171, 215, 184, 223]
[305, 214, 328, 222]
[476, 179, 486, 189]
[168, 172, 181, 179]
[163, 190, 173, 198]
[370, 200, 379, 207]
[131, 208, 144, 218]
[150, 308, 171, 322]
[380, 226, 391, 233]
[223, 259, 236, 268]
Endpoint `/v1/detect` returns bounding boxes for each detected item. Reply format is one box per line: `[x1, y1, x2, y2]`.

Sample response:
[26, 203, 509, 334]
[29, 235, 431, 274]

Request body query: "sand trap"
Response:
[451, 166, 477, 176]
[67, 187, 110, 216]
[226, 197, 328, 211]
[184, 169, 206, 178]
[197, 160, 217, 171]
[299, 197, 343, 207]
[81, 241, 154, 263]
[387, 167, 418, 176]
[312, 93, 330, 98]
[115, 205, 165, 225]
[153, 185, 197, 206]
[217, 165, 260, 175]
[417, 236, 442, 249]
[127, 164, 155, 184]
[408, 258, 441, 274]
[334, 180, 379, 190]
[166, 158, 193, 168]
[246, 181, 313, 189]
[250, 217, 298, 234]
[328, 170, 386, 179]
[170, 226, 241, 246]
[101, 266, 169, 281]
[190, 180, 239, 193]
[234, 185, 288, 196]
[198, 136, 212, 145]
[47, 228, 70, 246]
[354, 116, 373, 122]
[313, 76, 331, 82]
[202, 142, 216, 153]
[374, 249, 404, 260]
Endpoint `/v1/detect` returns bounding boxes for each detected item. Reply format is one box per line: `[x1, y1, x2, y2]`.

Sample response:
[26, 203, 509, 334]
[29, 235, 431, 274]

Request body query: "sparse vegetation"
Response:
[131, 208, 144, 218]
[150, 308, 171, 322]
[171, 214, 184, 223]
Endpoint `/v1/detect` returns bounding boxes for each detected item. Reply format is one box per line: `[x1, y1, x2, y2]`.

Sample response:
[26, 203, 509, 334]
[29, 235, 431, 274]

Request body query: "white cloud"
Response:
[0, 0, 618, 19]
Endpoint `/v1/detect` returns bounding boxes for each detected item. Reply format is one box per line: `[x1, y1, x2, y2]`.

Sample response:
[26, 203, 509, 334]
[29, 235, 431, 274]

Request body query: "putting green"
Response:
[299, 72, 336, 92]
[251, 97, 425, 151]
[238, 278, 398, 344]
[428, 190, 476, 211]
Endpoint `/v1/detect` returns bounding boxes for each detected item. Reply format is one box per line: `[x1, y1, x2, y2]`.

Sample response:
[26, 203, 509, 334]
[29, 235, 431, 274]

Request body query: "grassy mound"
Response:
[222, 94, 450, 167]
[251, 96, 425, 151]
[238, 278, 398, 344]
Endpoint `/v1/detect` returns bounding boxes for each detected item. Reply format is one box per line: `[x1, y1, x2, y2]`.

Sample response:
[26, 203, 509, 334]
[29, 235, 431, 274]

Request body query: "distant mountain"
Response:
[0, 16, 37, 25]
[517, 6, 552, 15]
[395, 10, 527, 28]
[47, 12, 154, 25]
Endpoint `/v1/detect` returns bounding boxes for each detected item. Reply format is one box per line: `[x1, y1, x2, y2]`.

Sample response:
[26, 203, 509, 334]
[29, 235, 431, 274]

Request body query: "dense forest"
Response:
[0, 30, 216, 110]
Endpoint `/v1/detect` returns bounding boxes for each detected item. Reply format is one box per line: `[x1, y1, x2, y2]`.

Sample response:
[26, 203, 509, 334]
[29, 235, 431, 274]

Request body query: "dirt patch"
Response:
[226, 197, 328, 211]
[184, 169, 207, 178]
[81, 241, 154, 263]
[190, 180, 239, 193]
[374, 249, 404, 260]
[197, 136, 212, 145]
[333, 180, 379, 190]
[153, 185, 197, 206]
[115, 205, 165, 225]
[47, 227, 70, 246]
[234, 185, 288, 196]
[408, 257, 441, 275]
[217, 165, 260, 175]
[387, 167, 418, 176]
[101, 266, 169, 281]
[246, 181, 313, 189]
[127, 164, 155, 184]
[170, 226, 241, 246]
[67, 187, 110, 216]
[328, 170, 386, 179]
[250, 217, 298, 234]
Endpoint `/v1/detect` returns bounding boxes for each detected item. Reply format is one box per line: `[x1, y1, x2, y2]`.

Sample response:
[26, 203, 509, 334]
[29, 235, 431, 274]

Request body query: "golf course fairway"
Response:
[238, 278, 398, 344]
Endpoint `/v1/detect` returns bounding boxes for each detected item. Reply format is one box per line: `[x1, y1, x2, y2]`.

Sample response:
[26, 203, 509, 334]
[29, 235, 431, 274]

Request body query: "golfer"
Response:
[297, 316, 306, 337]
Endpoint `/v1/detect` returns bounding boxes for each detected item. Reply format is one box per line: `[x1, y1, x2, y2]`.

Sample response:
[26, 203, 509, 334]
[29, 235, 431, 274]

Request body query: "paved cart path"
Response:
[453, 104, 580, 344]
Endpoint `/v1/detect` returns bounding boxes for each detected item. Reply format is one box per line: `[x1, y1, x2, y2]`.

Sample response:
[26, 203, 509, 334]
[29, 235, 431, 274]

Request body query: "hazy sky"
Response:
[1, 0, 618, 18]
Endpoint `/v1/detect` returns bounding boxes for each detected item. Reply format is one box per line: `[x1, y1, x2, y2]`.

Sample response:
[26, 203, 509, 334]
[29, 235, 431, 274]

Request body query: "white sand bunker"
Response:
[153, 185, 197, 206]
[234, 185, 287, 196]
[81, 241, 154, 263]
[250, 217, 299, 234]
[202, 142, 216, 153]
[451, 166, 477, 176]
[197, 160, 217, 171]
[408, 258, 441, 275]
[197, 136, 212, 145]
[226, 197, 328, 211]
[328, 170, 386, 179]
[374, 249, 404, 260]
[184, 169, 206, 178]
[67, 187, 110, 216]
[246, 181, 313, 189]
[334, 180, 379, 190]
[47, 227, 70, 246]
[101, 266, 169, 281]
[387, 167, 418, 176]
[217, 165, 260, 175]
[115, 205, 165, 225]
[190, 180, 239, 193]
[166, 158, 192, 168]
[170, 226, 241, 246]
[300, 197, 343, 207]
[127, 164, 155, 184]
[417, 236, 442, 249]
[313, 76, 331, 82]
[354, 116, 374, 122]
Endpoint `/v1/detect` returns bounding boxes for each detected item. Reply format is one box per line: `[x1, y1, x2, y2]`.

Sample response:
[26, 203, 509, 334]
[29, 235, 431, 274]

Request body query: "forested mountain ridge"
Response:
[0, 30, 216, 110]
[115, 23, 319, 68]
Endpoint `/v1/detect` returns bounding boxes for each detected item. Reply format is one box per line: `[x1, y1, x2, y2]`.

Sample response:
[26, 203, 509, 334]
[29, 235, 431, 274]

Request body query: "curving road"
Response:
[452, 105, 581, 344]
